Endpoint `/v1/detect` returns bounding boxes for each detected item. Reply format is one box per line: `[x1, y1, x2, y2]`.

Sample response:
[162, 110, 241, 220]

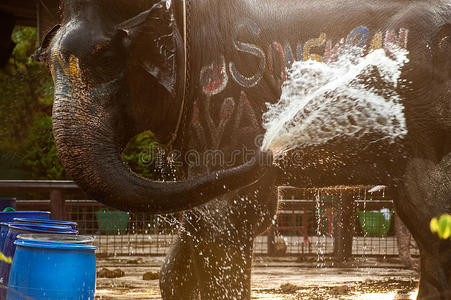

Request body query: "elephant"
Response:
[37, 0, 450, 299]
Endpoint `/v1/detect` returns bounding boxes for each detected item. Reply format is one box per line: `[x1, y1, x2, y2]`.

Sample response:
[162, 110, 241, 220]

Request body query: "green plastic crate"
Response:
[95, 209, 129, 235]
[357, 210, 393, 237]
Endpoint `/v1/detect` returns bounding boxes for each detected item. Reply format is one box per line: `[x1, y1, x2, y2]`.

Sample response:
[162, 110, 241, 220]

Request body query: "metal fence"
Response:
[1, 181, 418, 258]
[69, 201, 180, 256]
[256, 186, 419, 258]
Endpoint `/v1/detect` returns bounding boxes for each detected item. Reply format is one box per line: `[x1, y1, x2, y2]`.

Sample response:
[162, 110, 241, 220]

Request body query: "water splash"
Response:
[261, 47, 409, 157]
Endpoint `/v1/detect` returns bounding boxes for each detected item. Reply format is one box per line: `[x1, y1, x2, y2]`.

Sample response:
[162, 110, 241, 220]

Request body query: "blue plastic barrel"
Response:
[0, 223, 78, 294]
[14, 218, 78, 230]
[0, 199, 16, 211]
[7, 240, 97, 300]
[0, 211, 50, 223]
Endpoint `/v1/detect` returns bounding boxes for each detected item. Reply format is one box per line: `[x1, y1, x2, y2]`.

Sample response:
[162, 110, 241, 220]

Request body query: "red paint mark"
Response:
[192, 102, 200, 126]
[323, 39, 344, 64]
[220, 97, 236, 122]
[384, 29, 409, 56]
[268, 42, 287, 82]
[200, 56, 229, 96]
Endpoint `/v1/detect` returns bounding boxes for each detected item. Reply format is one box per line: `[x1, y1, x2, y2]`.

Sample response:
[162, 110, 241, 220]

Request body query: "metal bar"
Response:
[0, 180, 81, 193]
[278, 185, 394, 199]
[303, 208, 308, 242]
[333, 191, 354, 262]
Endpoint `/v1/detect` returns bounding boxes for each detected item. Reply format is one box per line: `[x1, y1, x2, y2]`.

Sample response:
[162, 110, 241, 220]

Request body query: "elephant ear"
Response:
[116, 2, 180, 96]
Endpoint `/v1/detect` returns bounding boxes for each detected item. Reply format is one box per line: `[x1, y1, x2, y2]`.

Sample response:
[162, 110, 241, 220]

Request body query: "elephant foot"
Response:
[417, 277, 451, 300]
[417, 244, 451, 300]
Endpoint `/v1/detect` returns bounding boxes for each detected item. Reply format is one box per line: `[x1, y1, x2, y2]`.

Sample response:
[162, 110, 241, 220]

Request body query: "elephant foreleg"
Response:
[160, 235, 199, 300]
[191, 241, 253, 300]
[396, 153, 451, 299]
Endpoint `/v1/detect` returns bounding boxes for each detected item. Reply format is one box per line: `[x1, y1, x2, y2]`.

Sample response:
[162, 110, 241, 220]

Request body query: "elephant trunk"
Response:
[51, 62, 270, 213]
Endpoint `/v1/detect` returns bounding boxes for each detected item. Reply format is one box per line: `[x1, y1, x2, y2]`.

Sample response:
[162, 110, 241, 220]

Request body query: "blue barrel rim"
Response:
[9, 223, 72, 231]
[0, 212, 50, 223]
[13, 218, 78, 227]
[14, 239, 97, 251]
[0, 211, 50, 214]
[8, 223, 77, 234]
[17, 234, 94, 244]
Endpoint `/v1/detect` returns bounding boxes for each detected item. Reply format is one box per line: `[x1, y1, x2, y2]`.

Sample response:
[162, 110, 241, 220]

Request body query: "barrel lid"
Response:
[15, 239, 97, 251]
[18, 234, 93, 244]
[8, 223, 77, 234]
[14, 218, 77, 227]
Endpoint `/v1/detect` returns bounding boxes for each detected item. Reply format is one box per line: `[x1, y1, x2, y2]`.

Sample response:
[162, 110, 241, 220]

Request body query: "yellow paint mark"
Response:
[50, 51, 81, 82]
[50, 52, 57, 80]
[56, 54, 72, 78]
[0, 253, 12, 264]
[69, 55, 81, 78]
[303, 33, 327, 62]
[370, 32, 383, 50]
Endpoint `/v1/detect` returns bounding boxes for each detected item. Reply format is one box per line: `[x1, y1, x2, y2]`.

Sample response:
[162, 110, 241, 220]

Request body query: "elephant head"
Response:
[39, 0, 272, 213]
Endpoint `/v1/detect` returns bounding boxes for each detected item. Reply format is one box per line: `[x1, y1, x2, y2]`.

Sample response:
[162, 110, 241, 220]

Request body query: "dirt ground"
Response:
[95, 256, 419, 300]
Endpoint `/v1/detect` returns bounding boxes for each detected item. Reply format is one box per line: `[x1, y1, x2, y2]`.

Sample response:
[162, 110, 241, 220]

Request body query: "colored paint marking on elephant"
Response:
[68, 55, 81, 79]
[50, 51, 82, 82]
[303, 32, 327, 62]
[370, 32, 383, 50]
[346, 26, 370, 47]
[324, 39, 344, 64]
[197, 26, 410, 155]
[267, 42, 288, 82]
[200, 56, 229, 96]
[190, 90, 260, 152]
[228, 20, 267, 88]
[201, 26, 409, 93]
[284, 43, 296, 68]
[384, 28, 409, 55]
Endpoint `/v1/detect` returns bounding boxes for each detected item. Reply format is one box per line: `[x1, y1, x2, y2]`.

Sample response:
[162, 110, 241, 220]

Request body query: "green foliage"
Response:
[0, 26, 54, 179]
[21, 115, 65, 179]
[430, 214, 451, 240]
[0, 27, 53, 148]
[123, 131, 159, 179]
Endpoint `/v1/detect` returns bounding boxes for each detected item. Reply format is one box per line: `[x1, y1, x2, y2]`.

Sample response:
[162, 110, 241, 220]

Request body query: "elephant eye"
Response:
[89, 46, 126, 82]
[98, 50, 119, 65]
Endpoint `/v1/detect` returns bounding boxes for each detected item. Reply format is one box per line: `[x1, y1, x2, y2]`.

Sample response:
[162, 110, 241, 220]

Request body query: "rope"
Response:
[164, 0, 189, 150]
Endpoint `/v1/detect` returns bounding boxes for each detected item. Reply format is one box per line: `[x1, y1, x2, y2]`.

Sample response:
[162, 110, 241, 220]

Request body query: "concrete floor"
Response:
[95, 256, 419, 300]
